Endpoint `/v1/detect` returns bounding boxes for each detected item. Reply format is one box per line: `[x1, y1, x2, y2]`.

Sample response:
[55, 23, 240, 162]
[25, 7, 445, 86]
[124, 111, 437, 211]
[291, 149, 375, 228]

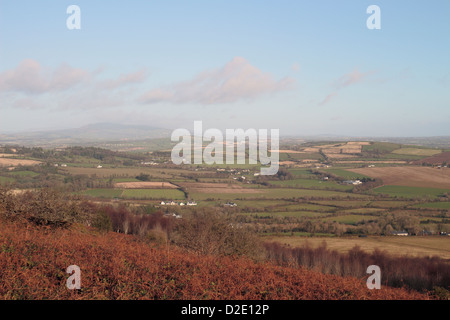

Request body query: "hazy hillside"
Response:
[0, 123, 172, 147]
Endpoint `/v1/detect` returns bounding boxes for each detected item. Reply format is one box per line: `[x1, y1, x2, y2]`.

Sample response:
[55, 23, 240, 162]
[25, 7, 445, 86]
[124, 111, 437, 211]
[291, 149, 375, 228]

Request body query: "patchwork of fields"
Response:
[1, 141, 449, 258]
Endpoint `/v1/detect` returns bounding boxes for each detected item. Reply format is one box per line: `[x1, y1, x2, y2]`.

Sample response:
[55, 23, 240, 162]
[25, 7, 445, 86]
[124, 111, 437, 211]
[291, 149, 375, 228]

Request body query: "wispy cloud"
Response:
[139, 57, 295, 105]
[318, 68, 376, 106]
[334, 68, 375, 89]
[318, 92, 338, 106]
[0, 59, 148, 110]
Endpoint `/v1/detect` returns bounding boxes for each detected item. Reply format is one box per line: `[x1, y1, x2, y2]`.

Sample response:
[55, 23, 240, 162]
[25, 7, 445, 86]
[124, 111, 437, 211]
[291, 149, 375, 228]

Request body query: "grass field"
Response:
[391, 148, 442, 156]
[413, 202, 450, 210]
[279, 203, 337, 212]
[323, 214, 379, 225]
[0, 176, 16, 184]
[113, 177, 141, 183]
[374, 185, 450, 198]
[83, 188, 123, 198]
[264, 235, 450, 259]
[242, 211, 327, 218]
[121, 189, 185, 200]
[9, 171, 40, 177]
[362, 142, 401, 153]
[269, 178, 353, 191]
[288, 169, 316, 178]
[190, 188, 367, 201]
[323, 169, 370, 180]
[310, 200, 373, 208]
[82, 188, 185, 200]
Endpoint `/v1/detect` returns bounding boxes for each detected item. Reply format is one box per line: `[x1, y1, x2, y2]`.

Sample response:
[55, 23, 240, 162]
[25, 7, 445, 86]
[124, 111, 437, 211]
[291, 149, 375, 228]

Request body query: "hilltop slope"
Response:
[0, 219, 427, 300]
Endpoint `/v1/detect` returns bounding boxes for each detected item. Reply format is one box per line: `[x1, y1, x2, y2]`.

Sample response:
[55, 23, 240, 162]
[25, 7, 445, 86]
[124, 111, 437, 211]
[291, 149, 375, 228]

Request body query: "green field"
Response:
[190, 188, 367, 201]
[323, 169, 370, 180]
[269, 178, 353, 191]
[362, 142, 401, 153]
[341, 208, 385, 214]
[242, 211, 328, 218]
[279, 203, 337, 212]
[324, 214, 379, 225]
[83, 188, 123, 198]
[121, 189, 185, 200]
[113, 177, 141, 183]
[9, 171, 40, 177]
[82, 188, 185, 200]
[310, 200, 373, 208]
[413, 202, 450, 209]
[374, 185, 450, 198]
[0, 176, 16, 184]
[391, 148, 442, 156]
[288, 169, 316, 178]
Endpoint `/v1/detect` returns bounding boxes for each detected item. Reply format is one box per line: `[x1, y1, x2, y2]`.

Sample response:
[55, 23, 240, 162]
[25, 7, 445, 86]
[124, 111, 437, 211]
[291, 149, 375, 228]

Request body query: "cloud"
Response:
[317, 68, 376, 106]
[334, 68, 375, 89]
[291, 62, 300, 72]
[0, 59, 148, 111]
[139, 57, 295, 105]
[0, 59, 90, 94]
[318, 92, 338, 106]
[98, 69, 148, 90]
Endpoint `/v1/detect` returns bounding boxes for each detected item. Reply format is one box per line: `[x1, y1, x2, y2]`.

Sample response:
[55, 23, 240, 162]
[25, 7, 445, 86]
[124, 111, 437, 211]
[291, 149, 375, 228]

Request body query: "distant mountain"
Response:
[0, 123, 172, 147]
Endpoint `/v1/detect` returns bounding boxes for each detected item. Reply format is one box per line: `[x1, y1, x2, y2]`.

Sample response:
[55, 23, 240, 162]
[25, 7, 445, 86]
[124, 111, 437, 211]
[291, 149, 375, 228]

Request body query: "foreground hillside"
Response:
[0, 219, 427, 300]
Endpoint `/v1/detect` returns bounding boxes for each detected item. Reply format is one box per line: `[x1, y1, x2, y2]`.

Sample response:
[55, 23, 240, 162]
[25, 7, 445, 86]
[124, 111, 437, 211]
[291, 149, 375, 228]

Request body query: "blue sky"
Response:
[0, 0, 449, 136]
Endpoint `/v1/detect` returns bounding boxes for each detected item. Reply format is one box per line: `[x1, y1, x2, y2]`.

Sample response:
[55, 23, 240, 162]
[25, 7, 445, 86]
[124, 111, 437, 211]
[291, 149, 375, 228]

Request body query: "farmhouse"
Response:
[224, 202, 237, 207]
[343, 180, 362, 185]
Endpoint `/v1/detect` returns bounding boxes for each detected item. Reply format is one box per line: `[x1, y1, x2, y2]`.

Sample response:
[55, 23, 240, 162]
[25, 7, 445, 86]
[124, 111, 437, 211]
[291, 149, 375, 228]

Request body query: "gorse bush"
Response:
[0, 187, 95, 227]
[171, 210, 263, 259]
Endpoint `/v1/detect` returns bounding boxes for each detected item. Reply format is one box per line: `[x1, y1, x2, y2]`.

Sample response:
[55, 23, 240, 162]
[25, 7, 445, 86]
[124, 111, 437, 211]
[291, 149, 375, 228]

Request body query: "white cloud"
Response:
[140, 57, 295, 105]
[0, 59, 148, 111]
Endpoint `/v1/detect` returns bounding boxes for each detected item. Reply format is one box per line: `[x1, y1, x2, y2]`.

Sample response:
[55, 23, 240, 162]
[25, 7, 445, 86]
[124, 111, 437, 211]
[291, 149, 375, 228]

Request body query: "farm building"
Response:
[343, 180, 362, 185]
[391, 231, 409, 236]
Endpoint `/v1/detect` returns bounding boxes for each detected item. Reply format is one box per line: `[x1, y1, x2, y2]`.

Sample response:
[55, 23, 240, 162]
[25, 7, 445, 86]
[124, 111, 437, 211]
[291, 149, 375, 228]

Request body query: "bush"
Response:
[171, 210, 263, 259]
[92, 210, 113, 232]
[0, 188, 93, 228]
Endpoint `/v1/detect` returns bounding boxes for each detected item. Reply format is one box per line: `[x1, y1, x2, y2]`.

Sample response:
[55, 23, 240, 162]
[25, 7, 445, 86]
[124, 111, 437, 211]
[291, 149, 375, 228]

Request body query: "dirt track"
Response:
[349, 166, 450, 189]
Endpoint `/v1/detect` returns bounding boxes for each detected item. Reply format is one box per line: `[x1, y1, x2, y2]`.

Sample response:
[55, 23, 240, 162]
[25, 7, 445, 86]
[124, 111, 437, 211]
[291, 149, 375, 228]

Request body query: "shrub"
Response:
[171, 210, 263, 259]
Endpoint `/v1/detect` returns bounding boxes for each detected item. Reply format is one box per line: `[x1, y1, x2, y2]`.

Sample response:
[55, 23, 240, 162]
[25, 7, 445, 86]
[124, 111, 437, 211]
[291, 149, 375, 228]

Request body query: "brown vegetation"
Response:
[413, 151, 450, 166]
[349, 166, 450, 189]
[0, 218, 428, 299]
[264, 242, 450, 295]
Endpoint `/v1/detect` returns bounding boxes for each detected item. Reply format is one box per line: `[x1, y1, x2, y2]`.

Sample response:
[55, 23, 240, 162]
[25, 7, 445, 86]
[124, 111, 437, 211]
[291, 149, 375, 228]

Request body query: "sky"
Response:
[0, 0, 449, 137]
